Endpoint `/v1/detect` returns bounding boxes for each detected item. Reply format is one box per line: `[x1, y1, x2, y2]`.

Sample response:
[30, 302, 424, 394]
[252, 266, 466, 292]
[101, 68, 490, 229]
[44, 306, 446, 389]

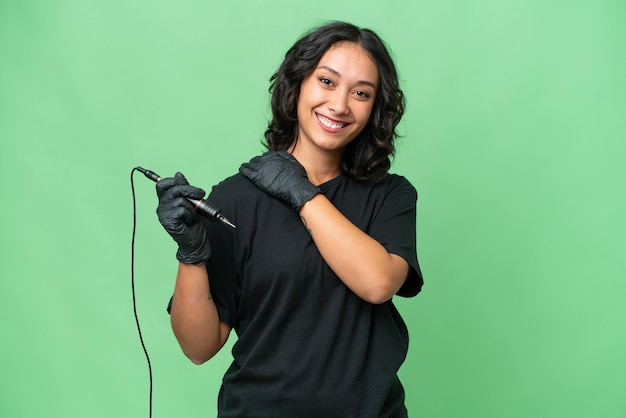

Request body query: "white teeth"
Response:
[318, 114, 346, 130]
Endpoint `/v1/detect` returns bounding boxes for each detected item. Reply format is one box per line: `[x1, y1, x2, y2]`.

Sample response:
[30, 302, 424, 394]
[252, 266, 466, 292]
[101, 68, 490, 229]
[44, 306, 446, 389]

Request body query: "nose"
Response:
[328, 90, 349, 115]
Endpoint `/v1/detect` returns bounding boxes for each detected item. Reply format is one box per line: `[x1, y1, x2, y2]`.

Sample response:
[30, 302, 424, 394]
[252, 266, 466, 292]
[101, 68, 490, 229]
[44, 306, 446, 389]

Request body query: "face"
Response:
[294, 42, 379, 156]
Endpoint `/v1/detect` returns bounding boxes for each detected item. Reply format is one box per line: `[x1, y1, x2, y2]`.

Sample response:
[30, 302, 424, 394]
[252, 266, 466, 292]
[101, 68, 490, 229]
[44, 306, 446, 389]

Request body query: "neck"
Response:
[289, 143, 343, 186]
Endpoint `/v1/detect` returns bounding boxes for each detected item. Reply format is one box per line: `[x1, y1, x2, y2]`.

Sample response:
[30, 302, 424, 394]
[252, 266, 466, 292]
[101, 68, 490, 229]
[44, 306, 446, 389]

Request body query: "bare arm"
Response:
[170, 263, 231, 365]
[298, 194, 409, 304]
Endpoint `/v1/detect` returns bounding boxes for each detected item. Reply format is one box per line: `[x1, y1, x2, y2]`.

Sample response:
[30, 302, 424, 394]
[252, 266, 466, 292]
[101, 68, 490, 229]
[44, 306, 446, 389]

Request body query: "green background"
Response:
[1, 0, 624, 417]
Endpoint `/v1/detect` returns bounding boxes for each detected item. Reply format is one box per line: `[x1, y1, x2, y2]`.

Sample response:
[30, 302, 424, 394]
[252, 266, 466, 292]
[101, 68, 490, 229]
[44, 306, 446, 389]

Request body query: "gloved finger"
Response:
[156, 172, 197, 198]
[158, 183, 205, 203]
[173, 172, 190, 185]
[240, 152, 283, 182]
[276, 149, 297, 163]
[157, 197, 201, 227]
[239, 154, 263, 173]
[276, 150, 307, 172]
[172, 172, 205, 198]
[156, 176, 178, 198]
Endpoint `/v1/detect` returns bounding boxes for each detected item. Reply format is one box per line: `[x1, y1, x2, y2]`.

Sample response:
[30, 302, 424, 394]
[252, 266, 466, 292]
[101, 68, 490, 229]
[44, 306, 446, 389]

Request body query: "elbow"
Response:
[358, 271, 406, 304]
[359, 255, 409, 304]
[362, 290, 394, 305]
[179, 340, 220, 365]
[184, 350, 215, 365]
[188, 356, 209, 365]
[359, 282, 397, 305]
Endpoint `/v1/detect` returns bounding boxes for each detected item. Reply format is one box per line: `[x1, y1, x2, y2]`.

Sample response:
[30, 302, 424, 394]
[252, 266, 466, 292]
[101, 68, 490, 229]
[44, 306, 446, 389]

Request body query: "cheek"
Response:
[356, 103, 375, 124]
[296, 93, 311, 120]
[296, 85, 314, 115]
[301, 84, 324, 106]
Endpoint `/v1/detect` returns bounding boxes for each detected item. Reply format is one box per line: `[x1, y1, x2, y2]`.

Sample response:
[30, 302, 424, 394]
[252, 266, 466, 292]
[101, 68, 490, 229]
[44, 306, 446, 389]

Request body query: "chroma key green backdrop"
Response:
[1, 1, 624, 417]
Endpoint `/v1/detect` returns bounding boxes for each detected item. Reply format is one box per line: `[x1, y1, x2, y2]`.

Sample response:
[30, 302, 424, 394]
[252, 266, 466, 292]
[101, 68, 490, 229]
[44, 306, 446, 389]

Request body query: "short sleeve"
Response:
[369, 176, 423, 297]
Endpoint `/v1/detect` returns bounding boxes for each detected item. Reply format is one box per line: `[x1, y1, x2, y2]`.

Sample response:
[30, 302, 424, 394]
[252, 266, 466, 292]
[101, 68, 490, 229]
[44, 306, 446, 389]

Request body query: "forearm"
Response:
[170, 263, 230, 364]
[299, 194, 409, 304]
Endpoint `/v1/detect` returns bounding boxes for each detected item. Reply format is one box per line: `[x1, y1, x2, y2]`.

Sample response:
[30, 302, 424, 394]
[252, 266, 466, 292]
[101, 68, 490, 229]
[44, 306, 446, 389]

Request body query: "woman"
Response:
[156, 21, 423, 417]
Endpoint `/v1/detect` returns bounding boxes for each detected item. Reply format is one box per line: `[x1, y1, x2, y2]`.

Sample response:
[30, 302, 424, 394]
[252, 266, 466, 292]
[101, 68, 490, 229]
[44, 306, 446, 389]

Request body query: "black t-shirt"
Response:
[202, 172, 422, 418]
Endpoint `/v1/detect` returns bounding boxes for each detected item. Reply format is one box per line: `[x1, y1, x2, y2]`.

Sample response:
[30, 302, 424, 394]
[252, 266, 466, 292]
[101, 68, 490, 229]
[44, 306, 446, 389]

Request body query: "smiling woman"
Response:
[293, 42, 379, 174]
[154, 21, 423, 418]
[265, 21, 406, 185]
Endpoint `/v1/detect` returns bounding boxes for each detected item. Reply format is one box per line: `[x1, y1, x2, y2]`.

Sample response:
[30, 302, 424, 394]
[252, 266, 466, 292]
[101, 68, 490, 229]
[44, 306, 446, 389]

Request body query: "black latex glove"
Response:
[156, 172, 211, 265]
[239, 150, 320, 210]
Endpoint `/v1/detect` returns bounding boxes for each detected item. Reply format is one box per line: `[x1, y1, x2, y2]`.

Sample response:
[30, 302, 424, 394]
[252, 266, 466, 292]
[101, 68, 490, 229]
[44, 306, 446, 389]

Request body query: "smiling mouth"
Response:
[317, 114, 349, 130]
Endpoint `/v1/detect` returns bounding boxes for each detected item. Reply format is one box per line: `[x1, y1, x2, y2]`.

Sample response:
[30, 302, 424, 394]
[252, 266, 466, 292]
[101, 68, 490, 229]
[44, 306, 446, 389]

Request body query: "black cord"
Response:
[131, 167, 153, 418]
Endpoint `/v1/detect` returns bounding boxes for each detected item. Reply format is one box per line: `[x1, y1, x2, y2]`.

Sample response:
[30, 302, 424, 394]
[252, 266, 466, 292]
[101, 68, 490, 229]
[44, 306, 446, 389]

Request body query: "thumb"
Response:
[174, 172, 190, 185]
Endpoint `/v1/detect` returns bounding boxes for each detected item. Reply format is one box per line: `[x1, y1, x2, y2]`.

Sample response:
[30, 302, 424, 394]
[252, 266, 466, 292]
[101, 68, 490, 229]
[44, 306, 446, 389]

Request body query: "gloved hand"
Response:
[156, 172, 211, 265]
[239, 150, 320, 210]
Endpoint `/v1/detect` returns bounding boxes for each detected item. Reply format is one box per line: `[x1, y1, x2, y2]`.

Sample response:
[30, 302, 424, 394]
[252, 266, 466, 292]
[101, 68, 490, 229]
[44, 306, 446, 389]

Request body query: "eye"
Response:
[354, 90, 372, 100]
[318, 77, 333, 87]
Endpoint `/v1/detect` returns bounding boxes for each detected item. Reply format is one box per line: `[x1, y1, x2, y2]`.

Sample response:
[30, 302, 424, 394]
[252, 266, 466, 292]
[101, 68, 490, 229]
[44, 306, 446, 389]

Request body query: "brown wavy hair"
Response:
[265, 21, 405, 184]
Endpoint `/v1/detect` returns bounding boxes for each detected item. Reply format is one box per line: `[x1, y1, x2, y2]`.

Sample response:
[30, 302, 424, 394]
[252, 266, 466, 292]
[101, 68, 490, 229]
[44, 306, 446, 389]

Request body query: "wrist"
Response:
[177, 262, 208, 272]
[291, 182, 320, 210]
[297, 193, 323, 215]
[176, 247, 210, 265]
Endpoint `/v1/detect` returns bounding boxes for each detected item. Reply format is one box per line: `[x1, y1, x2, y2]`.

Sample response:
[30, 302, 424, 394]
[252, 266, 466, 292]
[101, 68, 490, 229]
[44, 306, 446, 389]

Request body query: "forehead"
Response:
[316, 42, 379, 87]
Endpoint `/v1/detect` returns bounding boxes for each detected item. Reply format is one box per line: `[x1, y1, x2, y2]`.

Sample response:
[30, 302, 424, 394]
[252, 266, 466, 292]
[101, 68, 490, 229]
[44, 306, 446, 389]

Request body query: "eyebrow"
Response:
[317, 65, 377, 90]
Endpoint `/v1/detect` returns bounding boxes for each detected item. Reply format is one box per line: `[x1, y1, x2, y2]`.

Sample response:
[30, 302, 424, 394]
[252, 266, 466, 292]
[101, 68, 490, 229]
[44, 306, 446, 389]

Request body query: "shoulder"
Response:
[383, 174, 417, 194]
[214, 172, 254, 189]
[203, 173, 260, 214]
[209, 173, 260, 200]
[368, 174, 418, 203]
[208, 171, 292, 223]
[341, 173, 415, 192]
[330, 174, 417, 209]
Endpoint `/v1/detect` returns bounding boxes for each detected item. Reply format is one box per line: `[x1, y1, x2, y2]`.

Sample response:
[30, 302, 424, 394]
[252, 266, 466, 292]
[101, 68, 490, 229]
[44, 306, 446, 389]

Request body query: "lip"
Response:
[316, 113, 351, 133]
